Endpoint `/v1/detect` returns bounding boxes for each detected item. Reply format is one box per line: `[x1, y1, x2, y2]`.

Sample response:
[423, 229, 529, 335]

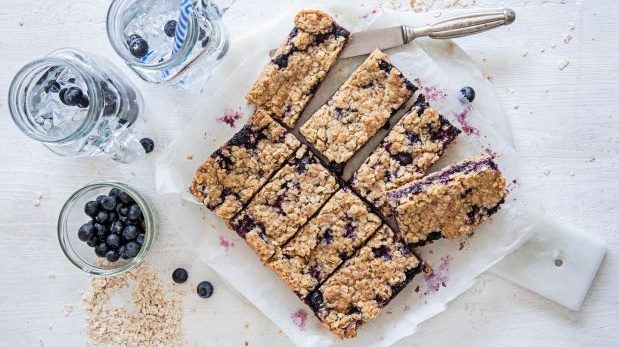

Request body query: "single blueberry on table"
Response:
[100, 195, 117, 212]
[196, 281, 214, 298]
[125, 241, 141, 258]
[123, 225, 139, 241]
[140, 138, 155, 154]
[109, 220, 124, 234]
[59, 87, 85, 106]
[84, 201, 99, 218]
[172, 268, 189, 284]
[128, 36, 149, 59]
[95, 211, 111, 225]
[136, 233, 145, 245]
[127, 204, 142, 221]
[105, 250, 120, 262]
[94, 242, 109, 258]
[94, 223, 109, 239]
[106, 233, 121, 249]
[164, 20, 177, 37]
[459, 86, 476, 103]
[77, 223, 95, 242]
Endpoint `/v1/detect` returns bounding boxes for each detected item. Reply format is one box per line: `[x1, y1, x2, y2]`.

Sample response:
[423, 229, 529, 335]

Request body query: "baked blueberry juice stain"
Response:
[413, 78, 448, 102]
[218, 236, 234, 251]
[359, 6, 383, 20]
[217, 107, 244, 127]
[424, 255, 453, 293]
[454, 106, 480, 136]
[290, 308, 308, 331]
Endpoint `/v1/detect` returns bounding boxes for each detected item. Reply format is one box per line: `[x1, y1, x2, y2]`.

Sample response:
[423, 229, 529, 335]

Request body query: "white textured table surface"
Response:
[0, 0, 617, 346]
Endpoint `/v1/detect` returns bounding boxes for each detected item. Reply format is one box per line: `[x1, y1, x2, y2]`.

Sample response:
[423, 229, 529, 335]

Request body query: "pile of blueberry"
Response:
[171, 268, 214, 299]
[77, 188, 146, 262]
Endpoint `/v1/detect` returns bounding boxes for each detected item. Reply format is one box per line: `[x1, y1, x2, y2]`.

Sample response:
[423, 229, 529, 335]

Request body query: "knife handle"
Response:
[405, 8, 516, 41]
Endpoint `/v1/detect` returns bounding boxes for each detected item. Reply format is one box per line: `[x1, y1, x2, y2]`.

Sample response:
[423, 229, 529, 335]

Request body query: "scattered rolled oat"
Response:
[388, 0, 402, 9]
[82, 265, 191, 347]
[410, 0, 434, 12]
[543, 166, 552, 176]
[521, 50, 528, 57]
[186, 155, 194, 160]
[540, 47, 546, 53]
[567, 22, 576, 30]
[558, 59, 570, 70]
[48, 271, 56, 279]
[563, 34, 573, 43]
[63, 304, 74, 316]
[551, 43, 557, 49]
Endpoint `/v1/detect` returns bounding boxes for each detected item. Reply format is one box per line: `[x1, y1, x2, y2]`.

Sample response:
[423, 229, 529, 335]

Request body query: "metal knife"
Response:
[269, 8, 516, 58]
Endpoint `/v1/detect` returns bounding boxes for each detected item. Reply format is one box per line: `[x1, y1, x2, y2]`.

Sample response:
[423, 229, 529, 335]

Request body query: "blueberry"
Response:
[86, 239, 97, 247]
[306, 290, 323, 311]
[127, 34, 142, 45]
[125, 241, 141, 258]
[199, 28, 206, 40]
[123, 225, 139, 241]
[136, 233, 145, 245]
[118, 206, 129, 217]
[459, 86, 476, 103]
[334, 26, 350, 38]
[105, 250, 120, 262]
[196, 281, 214, 298]
[94, 223, 108, 239]
[128, 36, 149, 59]
[109, 188, 122, 197]
[272, 54, 289, 69]
[127, 204, 142, 221]
[77, 223, 95, 242]
[44, 80, 61, 93]
[109, 220, 124, 234]
[96, 195, 107, 207]
[68, 78, 76, 83]
[59, 87, 85, 106]
[378, 60, 392, 73]
[77, 97, 90, 109]
[117, 245, 129, 259]
[393, 153, 413, 166]
[84, 201, 99, 218]
[100, 196, 117, 212]
[106, 233, 121, 249]
[95, 211, 111, 224]
[228, 128, 250, 146]
[140, 138, 155, 154]
[94, 242, 109, 258]
[117, 191, 133, 205]
[201, 37, 210, 48]
[164, 20, 177, 37]
[172, 268, 188, 283]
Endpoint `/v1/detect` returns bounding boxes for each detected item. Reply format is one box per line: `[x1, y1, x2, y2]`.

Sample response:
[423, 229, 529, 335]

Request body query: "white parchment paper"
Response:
[156, 4, 536, 346]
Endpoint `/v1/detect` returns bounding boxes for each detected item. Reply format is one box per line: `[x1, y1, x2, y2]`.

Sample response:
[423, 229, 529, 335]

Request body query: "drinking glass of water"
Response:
[106, 0, 233, 88]
[8, 48, 147, 163]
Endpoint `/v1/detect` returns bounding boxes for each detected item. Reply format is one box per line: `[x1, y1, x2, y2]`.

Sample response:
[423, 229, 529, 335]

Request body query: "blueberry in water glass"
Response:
[8, 48, 148, 163]
[107, 0, 232, 88]
[58, 182, 157, 276]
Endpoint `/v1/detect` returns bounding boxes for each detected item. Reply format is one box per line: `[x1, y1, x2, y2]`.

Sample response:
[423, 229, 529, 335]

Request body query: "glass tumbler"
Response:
[8, 48, 147, 163]
[106, 0, 232, 88]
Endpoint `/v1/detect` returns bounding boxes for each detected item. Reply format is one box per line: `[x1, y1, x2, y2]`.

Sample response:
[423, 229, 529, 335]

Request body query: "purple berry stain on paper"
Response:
[454, 106, 480, 136]
[219, 236, 234, 251]
[414, 78, 448, 102]
[291, 308, 307, 331]
[217, 107, 243, 128]
[359, 6, 382, 20]
[424, 255, 453, 293]
[506, 179, 519, 193]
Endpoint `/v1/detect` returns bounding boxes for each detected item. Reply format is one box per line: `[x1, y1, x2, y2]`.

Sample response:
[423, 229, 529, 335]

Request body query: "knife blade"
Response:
[269, 8, 515, 58]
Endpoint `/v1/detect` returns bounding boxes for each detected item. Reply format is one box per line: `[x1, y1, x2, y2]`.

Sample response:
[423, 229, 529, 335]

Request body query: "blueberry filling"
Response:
[309, 265, 321, 280]
[227, 128, 251, 146]
[378, 60, 392, 73]
[232, 215, 264, 239]
[346, 305, 361, 315]
[319, 229, 333, 244]
[272, 54, 289, 69]
[404, 79, 418, 91]
[296, 154, 317, 173]
[333, 24, 351, 38]
[329, 162, 346, 176]
[393, 153, 413, 166]
[427, 231, 442, 241]
[371, 245, 391, 260]
[344, 224, 357, 238]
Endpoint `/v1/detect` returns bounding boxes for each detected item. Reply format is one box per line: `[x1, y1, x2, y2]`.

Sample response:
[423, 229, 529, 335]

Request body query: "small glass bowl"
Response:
[58, 181, 157, 276]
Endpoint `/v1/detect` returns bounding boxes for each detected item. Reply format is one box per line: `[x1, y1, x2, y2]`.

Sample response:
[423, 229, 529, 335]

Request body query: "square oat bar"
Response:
[305, 225, 423, 339]
[300, 49, 416, 171]
[385, 155, 507, 247]
[246, 10, 351, 127]
[352, 95, 461, 215]
[230, 147, 339, 262]
[268, 188, 382, 298]
[190, 109, 301, 221]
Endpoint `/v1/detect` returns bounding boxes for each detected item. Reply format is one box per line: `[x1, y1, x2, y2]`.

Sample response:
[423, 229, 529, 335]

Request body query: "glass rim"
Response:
[8, 55, 101, 143]
[106, 0, 201, 71]
[57, 181, 156, 276]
